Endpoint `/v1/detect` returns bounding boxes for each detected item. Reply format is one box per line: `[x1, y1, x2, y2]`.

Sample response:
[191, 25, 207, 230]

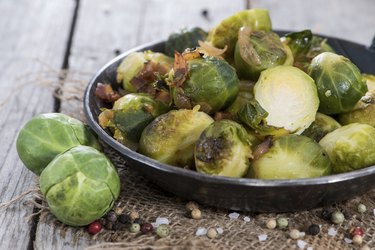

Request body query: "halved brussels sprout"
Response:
[16, 113, 100, 175]
[308, 52, 367, 114]
[195, 120, 253, 177]
[319, 123, 375, 173]
[116, 51, 173, 94]
[234, 29, 293, 80]
[99, 93, 169, 150]
[171, 56, 239, 114]
[338, 74, 375, 127]
[238, 66, 319, 136]
[40, 146, 120, 226]
[248, 134, 332, 179]
[302, 112, 341, 142]
[207, 8, 272, 60]
[139, 106, 214, 168]
[165, 27, 207, 56]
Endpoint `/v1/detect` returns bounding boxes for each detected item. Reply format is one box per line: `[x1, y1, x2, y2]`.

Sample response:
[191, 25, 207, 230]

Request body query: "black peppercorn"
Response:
[106, 211, 118, 222]
[118, 214, 131, 224]
[321, 209, 332, 221]
[307, 224, 320, 235]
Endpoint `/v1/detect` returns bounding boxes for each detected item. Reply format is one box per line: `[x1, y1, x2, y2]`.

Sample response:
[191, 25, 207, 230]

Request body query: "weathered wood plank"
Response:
[37, 0, 245, 249]
[0, 0, 75, 249]
[250, 0, 375, 46]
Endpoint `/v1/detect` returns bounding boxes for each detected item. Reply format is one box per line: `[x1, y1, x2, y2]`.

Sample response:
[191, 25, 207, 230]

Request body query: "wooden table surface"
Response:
[1, 0, 374, 249]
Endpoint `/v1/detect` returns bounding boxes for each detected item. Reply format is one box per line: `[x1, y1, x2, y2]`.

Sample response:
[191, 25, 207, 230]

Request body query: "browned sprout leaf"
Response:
[171, 51, 188, 87]
[198, 40, 227, 58]
[95, 83, 121, 103]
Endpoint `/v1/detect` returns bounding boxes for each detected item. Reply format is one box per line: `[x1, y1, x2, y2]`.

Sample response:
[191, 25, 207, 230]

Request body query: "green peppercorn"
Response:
[156, 224, 170, 238]
[276, 217, 288, 229]
[357, 203, 367, 214]
[129, 223, 140, 233]
[331, 211, 345, 225]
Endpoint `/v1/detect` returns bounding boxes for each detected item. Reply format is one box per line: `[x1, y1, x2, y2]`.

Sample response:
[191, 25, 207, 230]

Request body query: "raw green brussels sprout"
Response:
[172, 56, 239, 114]
[40, 146, 120, 226]
[338, 74, 375, 127]
[139, 106, 214, 168]
[165, 27, 207, 56]
[238, 66, 319, 136]
[195, 120, 253, 177]
[99, 93, 169, 150]
[207, 8, 272, 60]
[308, 52, 367, 114]
[248, 134, 332, 179]
[282, 30, 334, 71]
[302, 112, 341, 142]
[16, 113, 100, 175]
[234, 29, 293, 80]
[116, 51, 173, 93]
[319, 123, 375, 173]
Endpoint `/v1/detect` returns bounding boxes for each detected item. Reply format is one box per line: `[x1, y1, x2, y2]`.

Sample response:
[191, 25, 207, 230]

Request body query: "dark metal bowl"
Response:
[84, 32, 375, 212]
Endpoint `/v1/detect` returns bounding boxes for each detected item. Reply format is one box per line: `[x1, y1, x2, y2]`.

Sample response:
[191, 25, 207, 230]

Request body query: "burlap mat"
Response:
[28, 70, 375, 249]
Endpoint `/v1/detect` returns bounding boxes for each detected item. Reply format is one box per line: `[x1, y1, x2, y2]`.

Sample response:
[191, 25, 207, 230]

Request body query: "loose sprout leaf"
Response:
[197, 40, 227, 58]
[172, 51, 188, 87]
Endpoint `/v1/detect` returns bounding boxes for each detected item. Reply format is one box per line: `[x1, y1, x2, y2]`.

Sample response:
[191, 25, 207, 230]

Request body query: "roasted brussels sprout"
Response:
[16, 113, 100, 175]
[195, 120, 253, 177]
[207, 8, 272, 60]
[116, 51, 173, 95]
[338, 74, 375, 127]
[165, 27, 207, 56]
[234, 28, 293, 80]
[139, 106, 214, 168]
[171, 55, 239, 114]
[248, 134, 332, 179]
[308, 52, 367, 114]
[99, 93, 169, 150]
[40, 146, 120, 226]
[282, 30, 334, 71]
[225, 80, 255, 118]
[319, 123, 375, 173]
[238, 66, 319, 136]
[302, 113, 341, 142]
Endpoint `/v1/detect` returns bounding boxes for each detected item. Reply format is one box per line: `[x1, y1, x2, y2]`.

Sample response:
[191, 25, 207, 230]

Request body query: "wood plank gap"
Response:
[54, 0, 81, 112]
[27, 199, 41, 250]
[246, 0, 251, 9]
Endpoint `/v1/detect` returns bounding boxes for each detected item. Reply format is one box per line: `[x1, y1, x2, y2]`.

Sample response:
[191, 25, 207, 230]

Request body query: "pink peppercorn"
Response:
[88, 221, 102, 234]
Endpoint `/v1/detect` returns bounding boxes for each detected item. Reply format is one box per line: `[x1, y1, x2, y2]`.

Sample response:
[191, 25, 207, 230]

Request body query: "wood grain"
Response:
[0, 0, 75, 249]
[36, 0, 245, 249]
[250, 0, 375, 46]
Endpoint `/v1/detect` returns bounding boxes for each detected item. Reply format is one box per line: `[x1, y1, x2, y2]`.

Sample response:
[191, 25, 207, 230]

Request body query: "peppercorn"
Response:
[321, 209, 332, 221]
[118, 214, 131, 224]
[186, 201, 199, 212]
[114, 207, 124, 215]
[358, 203, 367, 214]
[266, 219, 277, 229]
[156, 224, 170, 238]
[359, 245, 370, 250]
[105, 221, 114, 230]
[276, 217, 288, 229]
[289, 229, 300, 240]
[88, 221, 102, 234]
[307, 224, 320, 236]
[141, 223, 153, 234]
[350, 227, 365, 237]
[331, 211, 345, 224]
[129, 211, 140, 221]
[112, 222, 123, 231]
[191, 208, 202, 220]
[133, 218, 144, 225]
[106, 211, 118, 222]
[129, 223, 140, 233]
[352, 235, 363, 245]
[207, 228, 218, 239]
